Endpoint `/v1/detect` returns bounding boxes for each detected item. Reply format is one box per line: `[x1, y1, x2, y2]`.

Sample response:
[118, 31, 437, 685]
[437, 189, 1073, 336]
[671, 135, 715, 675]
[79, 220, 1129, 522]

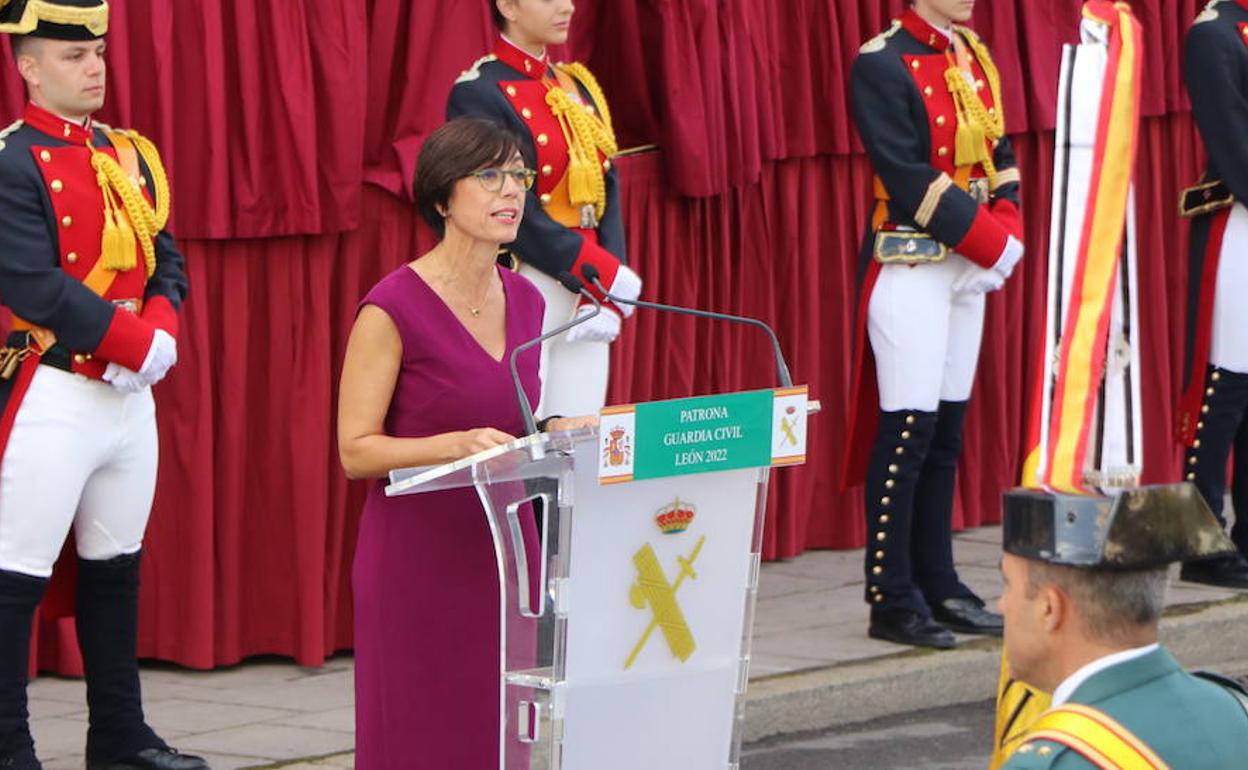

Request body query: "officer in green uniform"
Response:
[996, 485, 1248, 769]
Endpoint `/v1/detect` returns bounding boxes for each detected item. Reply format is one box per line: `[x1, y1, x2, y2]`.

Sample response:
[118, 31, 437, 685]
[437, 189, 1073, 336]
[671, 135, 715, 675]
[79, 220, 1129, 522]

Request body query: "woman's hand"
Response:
[452, 428, 517, 458]
[543, 415, 599, 432]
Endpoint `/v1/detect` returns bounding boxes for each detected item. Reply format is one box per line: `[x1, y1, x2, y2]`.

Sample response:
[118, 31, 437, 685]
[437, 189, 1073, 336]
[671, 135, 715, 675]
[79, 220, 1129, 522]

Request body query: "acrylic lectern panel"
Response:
[386, 427, 771, 770]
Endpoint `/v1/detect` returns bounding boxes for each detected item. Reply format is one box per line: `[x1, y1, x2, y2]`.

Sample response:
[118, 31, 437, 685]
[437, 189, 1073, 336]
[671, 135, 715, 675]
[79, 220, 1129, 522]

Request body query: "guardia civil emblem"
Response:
[623, 498, 705, 670]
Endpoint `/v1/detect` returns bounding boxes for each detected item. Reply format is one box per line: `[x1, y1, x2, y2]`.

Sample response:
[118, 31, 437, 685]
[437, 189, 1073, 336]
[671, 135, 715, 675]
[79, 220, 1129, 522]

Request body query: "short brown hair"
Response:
[414, 118, 525, 237]
[1026, 561, 1168, 646]
[488, 0, 505, 30]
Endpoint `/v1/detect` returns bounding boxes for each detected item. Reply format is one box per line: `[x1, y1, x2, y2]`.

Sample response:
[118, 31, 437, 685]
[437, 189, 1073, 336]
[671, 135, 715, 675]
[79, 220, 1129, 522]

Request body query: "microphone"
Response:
[580, 264, 794, 388]
[509, 271, 603, 435]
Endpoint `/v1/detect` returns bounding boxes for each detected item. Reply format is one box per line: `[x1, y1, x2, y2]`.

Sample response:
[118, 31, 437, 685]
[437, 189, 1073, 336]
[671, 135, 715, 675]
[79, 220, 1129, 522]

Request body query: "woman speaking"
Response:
[338, 118, 589, 769]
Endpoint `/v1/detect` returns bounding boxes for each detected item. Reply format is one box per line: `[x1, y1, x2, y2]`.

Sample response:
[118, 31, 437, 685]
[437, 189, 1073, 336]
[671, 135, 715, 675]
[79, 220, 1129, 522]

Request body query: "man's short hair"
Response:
[1026, 562, 1168, 646]
[10, 34, 41, 65]
[488, 0, 505, 30]
[413, 117, 526, 238]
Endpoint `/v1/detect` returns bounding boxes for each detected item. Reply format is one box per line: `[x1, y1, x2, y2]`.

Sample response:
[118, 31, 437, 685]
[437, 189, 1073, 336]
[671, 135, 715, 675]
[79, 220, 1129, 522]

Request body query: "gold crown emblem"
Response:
[655, 498, 696, 534]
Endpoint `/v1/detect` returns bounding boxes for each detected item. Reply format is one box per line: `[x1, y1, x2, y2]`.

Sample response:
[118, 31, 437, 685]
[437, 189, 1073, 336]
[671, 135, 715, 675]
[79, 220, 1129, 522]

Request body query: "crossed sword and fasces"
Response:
[624, 534, 706, 670]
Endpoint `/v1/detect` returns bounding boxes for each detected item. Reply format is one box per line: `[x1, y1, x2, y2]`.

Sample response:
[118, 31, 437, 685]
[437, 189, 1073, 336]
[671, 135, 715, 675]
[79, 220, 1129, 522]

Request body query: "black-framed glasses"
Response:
[471, 167, 537, 192]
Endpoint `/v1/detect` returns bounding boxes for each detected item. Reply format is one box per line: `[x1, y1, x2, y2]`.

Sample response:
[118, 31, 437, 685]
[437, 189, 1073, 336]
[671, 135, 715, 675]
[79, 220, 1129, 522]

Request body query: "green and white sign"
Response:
[598, 386, 808, 484]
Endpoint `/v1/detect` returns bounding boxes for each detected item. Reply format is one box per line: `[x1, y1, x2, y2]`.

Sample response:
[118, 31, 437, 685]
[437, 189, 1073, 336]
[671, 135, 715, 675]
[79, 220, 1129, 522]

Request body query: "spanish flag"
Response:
[991, 3, 1143, 768]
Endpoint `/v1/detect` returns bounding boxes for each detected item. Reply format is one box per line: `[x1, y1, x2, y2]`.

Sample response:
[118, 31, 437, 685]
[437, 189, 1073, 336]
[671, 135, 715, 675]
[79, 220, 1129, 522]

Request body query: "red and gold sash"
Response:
[1019, 703, 1172, 770]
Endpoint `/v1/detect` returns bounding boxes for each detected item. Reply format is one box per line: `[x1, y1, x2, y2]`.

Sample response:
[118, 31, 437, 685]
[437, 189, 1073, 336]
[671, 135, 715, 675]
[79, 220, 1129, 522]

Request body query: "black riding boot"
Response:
[0, 569, 49, 770]
[1180, 367, 1248, 589]
[78, 553, 208, 770]
[862, 410, 955, 649]
[912, 400, 1002, 635]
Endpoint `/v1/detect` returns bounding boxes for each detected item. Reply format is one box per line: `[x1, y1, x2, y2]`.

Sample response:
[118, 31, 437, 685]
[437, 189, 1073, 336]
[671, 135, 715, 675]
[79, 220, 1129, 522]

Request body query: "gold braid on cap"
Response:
[545, 62, 618, 221]
[0, 0, 109, 36]
[944, 28, 1005, 185]
[86, 129, 170, 278]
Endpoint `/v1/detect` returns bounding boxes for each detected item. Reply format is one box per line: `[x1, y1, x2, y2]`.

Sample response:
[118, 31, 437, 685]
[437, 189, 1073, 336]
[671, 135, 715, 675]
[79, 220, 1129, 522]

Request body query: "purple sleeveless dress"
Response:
[352, 265, 542, 770]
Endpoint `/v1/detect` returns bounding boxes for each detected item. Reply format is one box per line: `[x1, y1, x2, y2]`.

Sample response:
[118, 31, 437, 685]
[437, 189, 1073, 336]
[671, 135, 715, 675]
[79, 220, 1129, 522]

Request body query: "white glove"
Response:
[138, 329, 178, 385]
[564, 303, 622, 344]
[952, 264, 1006, 295]
[953, 236, 1024, 295]
[606, 265, 641, 318]
[990, 235, 1025, 281]
[102, 363, 149, 394]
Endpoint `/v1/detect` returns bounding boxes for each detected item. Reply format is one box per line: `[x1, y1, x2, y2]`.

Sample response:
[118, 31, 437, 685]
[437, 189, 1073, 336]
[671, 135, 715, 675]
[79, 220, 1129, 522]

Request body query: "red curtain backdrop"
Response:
[0, 0, 1209, 670]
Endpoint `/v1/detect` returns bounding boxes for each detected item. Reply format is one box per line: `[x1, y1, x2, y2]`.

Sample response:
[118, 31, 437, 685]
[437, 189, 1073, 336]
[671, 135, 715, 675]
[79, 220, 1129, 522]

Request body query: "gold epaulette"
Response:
[860, 20, 901, 54]
[0, 118, 23, 153]
[455, 54, 497, 84]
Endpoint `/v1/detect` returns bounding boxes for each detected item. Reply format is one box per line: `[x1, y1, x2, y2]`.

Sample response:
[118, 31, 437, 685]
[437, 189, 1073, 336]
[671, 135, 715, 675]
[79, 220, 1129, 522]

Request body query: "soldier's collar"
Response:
[900, 8, 954, 51]
[22, 101, 93, 143]
[494, 34, 549, 80]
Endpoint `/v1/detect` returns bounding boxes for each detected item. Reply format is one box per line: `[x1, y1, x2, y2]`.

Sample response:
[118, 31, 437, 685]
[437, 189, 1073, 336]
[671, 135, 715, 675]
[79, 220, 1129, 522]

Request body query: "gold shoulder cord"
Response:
[546, 63, 619, 222]
[945, 29, 1005, 185]
[87, 129, 170, 278]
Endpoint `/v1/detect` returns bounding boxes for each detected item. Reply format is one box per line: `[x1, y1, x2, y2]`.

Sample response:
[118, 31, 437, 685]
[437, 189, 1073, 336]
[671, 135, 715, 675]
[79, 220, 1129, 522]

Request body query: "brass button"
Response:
[542, 164, 553, 177]
[894, 446, 904, 456]
[923, 86, 933, 97]
[1187, 472, 1197, 481]
[879, 515, 890, 524]
[884, 479, 895, 489]
[876, 532, 887, 542]
[911, 60, 921, 70]
[73, 353, 87, 364]
[61, 216, 72, 228]
[537, 133, 549, 146]
[521, 107, 533, 119]
[40, 150, 52, 162]
[603, 160, 612, 171]
[872, 566, 883, 575]
[506, 85, 517, 97]
[66, 251, 78, 264]
[1017, 745, 1034, 755]
[1197, 421, 1205, 430]
[1202, 405, 1210, 414]
[1212, 371, 1222, 382]
[1189, 457, 1198, 466]
[539, 193, 552, 205]
[1193, 439, 1201, 449]
[905, 415, 916, 425]
[935, 116, 946, 127]
[880, 496, 891, 506]
[873, 594, 884, 603]
[870, 584, 881, 593]
[1037, 747, 1052, 757]
[938, 146, 949, 157]
[874, 550, 884, 560]
[1206, 387, 1216, 396]
[51, 179, 63, 192]
[900, 430, 911, 440]
[888, 464, 899, 474]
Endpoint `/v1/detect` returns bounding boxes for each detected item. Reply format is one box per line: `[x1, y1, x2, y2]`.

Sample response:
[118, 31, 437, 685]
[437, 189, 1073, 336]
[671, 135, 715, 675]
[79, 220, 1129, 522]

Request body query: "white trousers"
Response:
[1211, 203, 1248, 375]
[868, 255, 987, 412]
[0, 365, 157, 578]
[518, 264, 611, 418]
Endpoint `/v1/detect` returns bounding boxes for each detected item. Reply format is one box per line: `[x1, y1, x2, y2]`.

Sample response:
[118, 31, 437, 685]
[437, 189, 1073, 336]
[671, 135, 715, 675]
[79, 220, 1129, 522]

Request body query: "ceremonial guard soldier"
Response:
[844, 0, 1024, 648]
[1175, 0, 1248, 589]
[0, 2, 203, 768]
[996, 487, 1248, 768]
[447, 0, 641, 418]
